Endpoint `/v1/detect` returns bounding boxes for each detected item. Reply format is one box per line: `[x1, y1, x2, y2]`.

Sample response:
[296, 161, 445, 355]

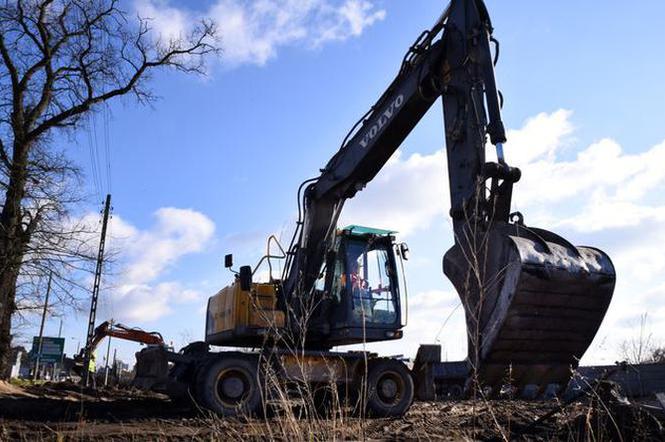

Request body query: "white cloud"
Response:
[116, 207, 215, 285]
[114, 282, 202, 322]
[341, 109, 665, 363]
[341, 150, 448, 237]
[135, 0, 189, 42]
[515, 137, 665, 215]
[135, 0, 386, 66]
[314, 0, 386, 45]
[506, 109, 575, 165]
[104, 208, 215, 322]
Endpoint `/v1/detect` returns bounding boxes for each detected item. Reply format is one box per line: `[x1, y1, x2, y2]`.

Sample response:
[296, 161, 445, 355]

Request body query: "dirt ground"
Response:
[1, 381, 664, 441]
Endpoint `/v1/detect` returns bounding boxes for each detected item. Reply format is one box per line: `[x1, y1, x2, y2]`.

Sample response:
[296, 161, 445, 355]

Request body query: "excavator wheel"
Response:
[195, 355, 263, 417]
[364, 359, 414, 417]
[447, 383, 464, 399]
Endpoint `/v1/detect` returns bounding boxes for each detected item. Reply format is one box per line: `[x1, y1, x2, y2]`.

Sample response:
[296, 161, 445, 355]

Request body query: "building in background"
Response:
[9, 346, 29, 378]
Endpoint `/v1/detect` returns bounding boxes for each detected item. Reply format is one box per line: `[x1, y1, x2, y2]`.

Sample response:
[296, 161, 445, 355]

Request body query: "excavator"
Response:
[135, 0, 615, 417]
[72, 320, 165, 377]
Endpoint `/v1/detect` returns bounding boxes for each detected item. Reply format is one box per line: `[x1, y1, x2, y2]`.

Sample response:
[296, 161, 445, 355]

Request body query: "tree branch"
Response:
[0, 138, 10, 169]
[0, 32, 21, 123]
[28, 19, 217, 140]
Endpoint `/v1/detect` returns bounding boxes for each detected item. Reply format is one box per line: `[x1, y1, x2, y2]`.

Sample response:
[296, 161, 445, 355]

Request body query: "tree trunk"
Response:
[0, 265, 20, 379]
[0, 141, 29, 379]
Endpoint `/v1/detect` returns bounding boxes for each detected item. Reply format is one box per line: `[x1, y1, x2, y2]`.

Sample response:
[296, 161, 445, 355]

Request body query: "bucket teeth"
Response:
[444, 222, 615, 394]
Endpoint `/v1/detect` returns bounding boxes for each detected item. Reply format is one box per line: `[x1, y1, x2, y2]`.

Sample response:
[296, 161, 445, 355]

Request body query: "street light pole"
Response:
[33, 271, 53, 381]
[103, 319, 113, 386]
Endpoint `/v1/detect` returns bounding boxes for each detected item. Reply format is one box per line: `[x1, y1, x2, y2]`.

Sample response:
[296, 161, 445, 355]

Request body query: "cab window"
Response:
[346, 240, 397, 324]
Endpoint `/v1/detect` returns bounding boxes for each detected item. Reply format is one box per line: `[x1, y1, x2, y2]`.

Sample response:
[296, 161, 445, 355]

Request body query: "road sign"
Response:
[31, 337, 65, 363]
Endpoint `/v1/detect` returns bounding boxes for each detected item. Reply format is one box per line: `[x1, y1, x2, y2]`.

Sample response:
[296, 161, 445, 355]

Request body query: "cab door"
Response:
[327, 236, 402, 344]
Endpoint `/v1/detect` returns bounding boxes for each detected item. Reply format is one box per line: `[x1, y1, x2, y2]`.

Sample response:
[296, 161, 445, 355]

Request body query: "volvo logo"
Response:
[359, 94, 404, 148]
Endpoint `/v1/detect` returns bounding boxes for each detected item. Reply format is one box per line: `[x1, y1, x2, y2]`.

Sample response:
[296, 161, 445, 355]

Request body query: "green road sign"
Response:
[31, 337, 65, 363]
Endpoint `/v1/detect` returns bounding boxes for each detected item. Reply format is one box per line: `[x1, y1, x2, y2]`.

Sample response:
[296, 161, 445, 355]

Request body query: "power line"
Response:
[87, 108, 113, 198]
[86, 114, 102, 200]
[103, 103, 112, 193]
[91, 111, 104, 192]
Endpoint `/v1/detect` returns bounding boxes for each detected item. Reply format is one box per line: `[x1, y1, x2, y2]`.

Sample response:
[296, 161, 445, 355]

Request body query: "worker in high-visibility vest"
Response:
[88, 352, 97, 388]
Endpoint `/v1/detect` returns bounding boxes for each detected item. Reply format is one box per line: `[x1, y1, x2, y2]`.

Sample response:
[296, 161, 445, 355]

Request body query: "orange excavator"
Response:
[73, 321, 165, 376]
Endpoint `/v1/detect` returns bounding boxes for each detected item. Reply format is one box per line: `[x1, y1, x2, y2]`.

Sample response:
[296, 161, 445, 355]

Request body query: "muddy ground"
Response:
[1, 381, 664, 441]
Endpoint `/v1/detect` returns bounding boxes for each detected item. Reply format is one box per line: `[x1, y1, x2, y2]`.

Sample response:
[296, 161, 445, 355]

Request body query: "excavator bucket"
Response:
[133, 346, 170, 390]
[444, 222, 615, 396]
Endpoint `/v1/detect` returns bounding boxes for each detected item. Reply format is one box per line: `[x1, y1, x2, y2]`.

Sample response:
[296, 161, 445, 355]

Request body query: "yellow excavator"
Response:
[136, 0, 615, 417]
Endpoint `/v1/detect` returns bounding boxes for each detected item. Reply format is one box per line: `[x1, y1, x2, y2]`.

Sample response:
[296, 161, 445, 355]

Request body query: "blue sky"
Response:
[18, 0, 665, 368]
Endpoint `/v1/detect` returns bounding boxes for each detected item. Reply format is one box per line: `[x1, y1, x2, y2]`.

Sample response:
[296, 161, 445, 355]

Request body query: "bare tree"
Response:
[0, 0, 218, 377]
[7, 141, 105, 328]
[619, 313, 658, 364]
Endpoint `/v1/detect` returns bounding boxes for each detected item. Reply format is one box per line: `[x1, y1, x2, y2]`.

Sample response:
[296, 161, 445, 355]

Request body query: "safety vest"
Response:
[88, 354, 96, 373]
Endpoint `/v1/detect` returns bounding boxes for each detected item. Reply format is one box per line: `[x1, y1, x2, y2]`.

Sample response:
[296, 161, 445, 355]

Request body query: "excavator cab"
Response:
[203, 225, 405, 351]
[315, 225, 405, 347]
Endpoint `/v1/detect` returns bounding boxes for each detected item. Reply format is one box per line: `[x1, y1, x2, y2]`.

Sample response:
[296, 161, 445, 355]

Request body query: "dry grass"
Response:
[3, 394, 663, 441]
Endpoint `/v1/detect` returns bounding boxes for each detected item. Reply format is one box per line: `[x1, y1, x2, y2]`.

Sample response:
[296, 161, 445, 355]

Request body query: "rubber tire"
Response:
[448, 383, 464, 399]
[364, 359, 414, 418]
[196, 355, 262, 417]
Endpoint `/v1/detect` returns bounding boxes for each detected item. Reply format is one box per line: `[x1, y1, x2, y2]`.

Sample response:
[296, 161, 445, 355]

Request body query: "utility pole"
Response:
[103, 319, 113, 386]
[33, 271, 53, 381]
[84, 194, 111, 387]
[112, 348, 117, 381]
[56, 318, 63, 381]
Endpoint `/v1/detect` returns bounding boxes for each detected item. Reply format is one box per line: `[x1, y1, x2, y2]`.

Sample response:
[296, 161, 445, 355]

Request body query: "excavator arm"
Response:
[282, 0, 615, 394]
[284, 0, 505, 299]
[74, 321, 165, 372]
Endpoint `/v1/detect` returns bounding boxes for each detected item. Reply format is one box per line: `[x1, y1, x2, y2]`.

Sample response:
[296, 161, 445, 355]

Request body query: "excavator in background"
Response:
[72, 320, 166, 378]
[135, 0, 615, 417]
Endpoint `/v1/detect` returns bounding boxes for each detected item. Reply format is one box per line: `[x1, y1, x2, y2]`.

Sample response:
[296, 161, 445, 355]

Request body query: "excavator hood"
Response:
[444, 222, 615, 394]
